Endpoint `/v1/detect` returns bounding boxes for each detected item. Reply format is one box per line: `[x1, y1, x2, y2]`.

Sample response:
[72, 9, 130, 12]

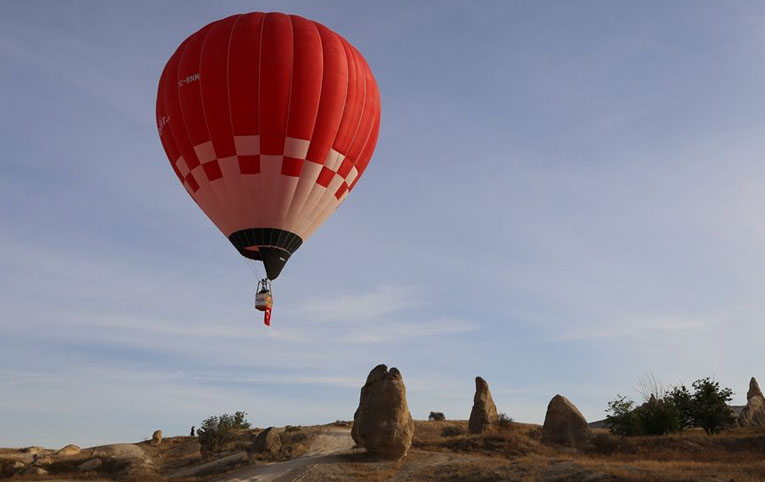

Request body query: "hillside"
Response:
[2, 421, 764, 481]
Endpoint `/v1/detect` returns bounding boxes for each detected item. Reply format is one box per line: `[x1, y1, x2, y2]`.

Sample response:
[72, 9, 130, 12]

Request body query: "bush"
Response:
[441, 426, 465, 437]
[428, 411, 446, 421]
[644, 395, 686, 435]
[605, 378, 735, 436]
[590, 432, 619, 454]
[498, 412, 513, 428]
[606, 394, 684, 436]
[198, 411, 251, 456]
[605, 395, 642, 436]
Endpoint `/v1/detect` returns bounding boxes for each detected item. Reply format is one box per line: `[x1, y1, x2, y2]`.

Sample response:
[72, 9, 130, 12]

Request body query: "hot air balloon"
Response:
[156, 13, 381, 324]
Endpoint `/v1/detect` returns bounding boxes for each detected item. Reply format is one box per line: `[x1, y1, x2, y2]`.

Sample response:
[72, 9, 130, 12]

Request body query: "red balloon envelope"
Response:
[156, 13, 380, 279]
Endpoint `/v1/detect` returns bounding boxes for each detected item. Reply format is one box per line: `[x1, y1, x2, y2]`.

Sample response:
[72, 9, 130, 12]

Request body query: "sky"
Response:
[2, 1, 765, 448]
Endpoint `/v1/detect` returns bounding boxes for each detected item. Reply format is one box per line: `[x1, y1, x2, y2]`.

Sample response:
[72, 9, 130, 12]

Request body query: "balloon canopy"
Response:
[156, 12, 381, 279]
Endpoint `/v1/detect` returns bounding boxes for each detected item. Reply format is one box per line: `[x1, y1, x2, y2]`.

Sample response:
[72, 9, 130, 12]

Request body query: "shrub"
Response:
[198, 411, 251, 456]
[605, 378, 735, 436]
[640, 396, 685, 435]
[498, 412, 513, 428]
[590, 432, 619, 454]
[605, 394, 683, 436]
[441, 426, 465, 437]
[605, 395, 642, 436]
[429, 411, 446, 421]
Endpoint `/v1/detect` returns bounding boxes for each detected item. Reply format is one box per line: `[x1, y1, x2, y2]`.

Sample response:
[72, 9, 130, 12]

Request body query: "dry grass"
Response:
[578, 427, 765, 481]
[586, 427, 765, 462]
[5, 423, 765, 482]
[410, 420, 765, 482]
[413, 420, 551, 459]
[275, 427, 316, 460]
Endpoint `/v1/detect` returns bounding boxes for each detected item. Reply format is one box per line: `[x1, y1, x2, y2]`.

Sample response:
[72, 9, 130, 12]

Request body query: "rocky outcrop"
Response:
[119, 458, 156, 479]
[468, 376, 499, 434]
[739, 394, 765, 427]
[5, 461, 25, 474]
[23, 466, 48, 476]
[151, 430, 163, 446]
[57, 444, 80, 456]
[94, 443, 145, 459]
[79, 458, 103, 471]
[33, 454, 52, 465]
[738, 377, 765, 427]
[542, 394, 590, 446]
[747, 377, 763, 401]
[352, 364, 415, 460]
[250, 427, 281, 457]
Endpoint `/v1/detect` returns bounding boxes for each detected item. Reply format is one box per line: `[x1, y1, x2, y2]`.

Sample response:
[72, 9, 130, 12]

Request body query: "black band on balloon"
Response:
[228, 228, 303, 280]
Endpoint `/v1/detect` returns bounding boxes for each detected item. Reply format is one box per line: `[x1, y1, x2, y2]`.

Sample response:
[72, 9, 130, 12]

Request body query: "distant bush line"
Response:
[606, 377, 734, 436]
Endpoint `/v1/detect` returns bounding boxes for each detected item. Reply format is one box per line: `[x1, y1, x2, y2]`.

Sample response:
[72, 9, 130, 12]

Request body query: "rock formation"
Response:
[57, 444, 80, 456]
[78, 458, 103, 471]
[542, 394, 590, 446]
[33, 455, 52, 465]
[739, 378, 765, 427]
[747, 377, 763, 401]
[250, 427, 281, 457]
[468, 376, 499, 434]
[739, 396, 765, 426]
[23, 466, 48, 476]
[352, 364, 415, 459]
[151, 430, 163, 446]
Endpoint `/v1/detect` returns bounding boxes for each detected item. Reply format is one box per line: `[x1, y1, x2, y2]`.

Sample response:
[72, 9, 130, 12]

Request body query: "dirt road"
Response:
[216, 428, 355, 482]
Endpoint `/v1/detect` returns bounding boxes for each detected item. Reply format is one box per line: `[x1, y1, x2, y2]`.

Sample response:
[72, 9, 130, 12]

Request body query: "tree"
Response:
[638, 395, 684, 435]
[688, 378, 734, 434]
[605, 395, 641, 436]
[197, 411, 251, 456]
[666, 384, 694, 429]
[605, 377, 735, 437]
[606, 394, 683, 436]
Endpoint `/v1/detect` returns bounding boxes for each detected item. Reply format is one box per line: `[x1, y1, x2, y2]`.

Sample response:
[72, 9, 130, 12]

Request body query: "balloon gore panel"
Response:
[156, 12, 381, 280]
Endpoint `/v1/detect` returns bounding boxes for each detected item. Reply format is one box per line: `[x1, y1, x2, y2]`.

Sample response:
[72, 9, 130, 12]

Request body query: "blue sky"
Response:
[2, 1, 765, 448]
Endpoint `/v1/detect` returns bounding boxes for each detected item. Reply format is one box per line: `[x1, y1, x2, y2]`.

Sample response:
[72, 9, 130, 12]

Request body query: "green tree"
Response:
[605, 377, 735, 437]
[605, 395, 641, 436]
[688, 378, 734, 434]
[666, 384, 694, 429]
[639, 395, 684, 435]
[197, 411, 251, 456]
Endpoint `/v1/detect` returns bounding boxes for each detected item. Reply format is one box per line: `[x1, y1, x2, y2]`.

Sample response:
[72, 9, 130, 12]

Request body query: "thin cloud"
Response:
[551, 315, 719, 342]
[295, 284, 422, 322]
[342, 319, 476, 344]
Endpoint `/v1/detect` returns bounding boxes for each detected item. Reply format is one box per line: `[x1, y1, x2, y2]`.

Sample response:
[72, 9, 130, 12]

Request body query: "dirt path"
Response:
[216, 428, 355, 482]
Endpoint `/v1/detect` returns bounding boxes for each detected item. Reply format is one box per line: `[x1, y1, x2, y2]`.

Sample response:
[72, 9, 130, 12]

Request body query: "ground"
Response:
[2, 421, 764, 482]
